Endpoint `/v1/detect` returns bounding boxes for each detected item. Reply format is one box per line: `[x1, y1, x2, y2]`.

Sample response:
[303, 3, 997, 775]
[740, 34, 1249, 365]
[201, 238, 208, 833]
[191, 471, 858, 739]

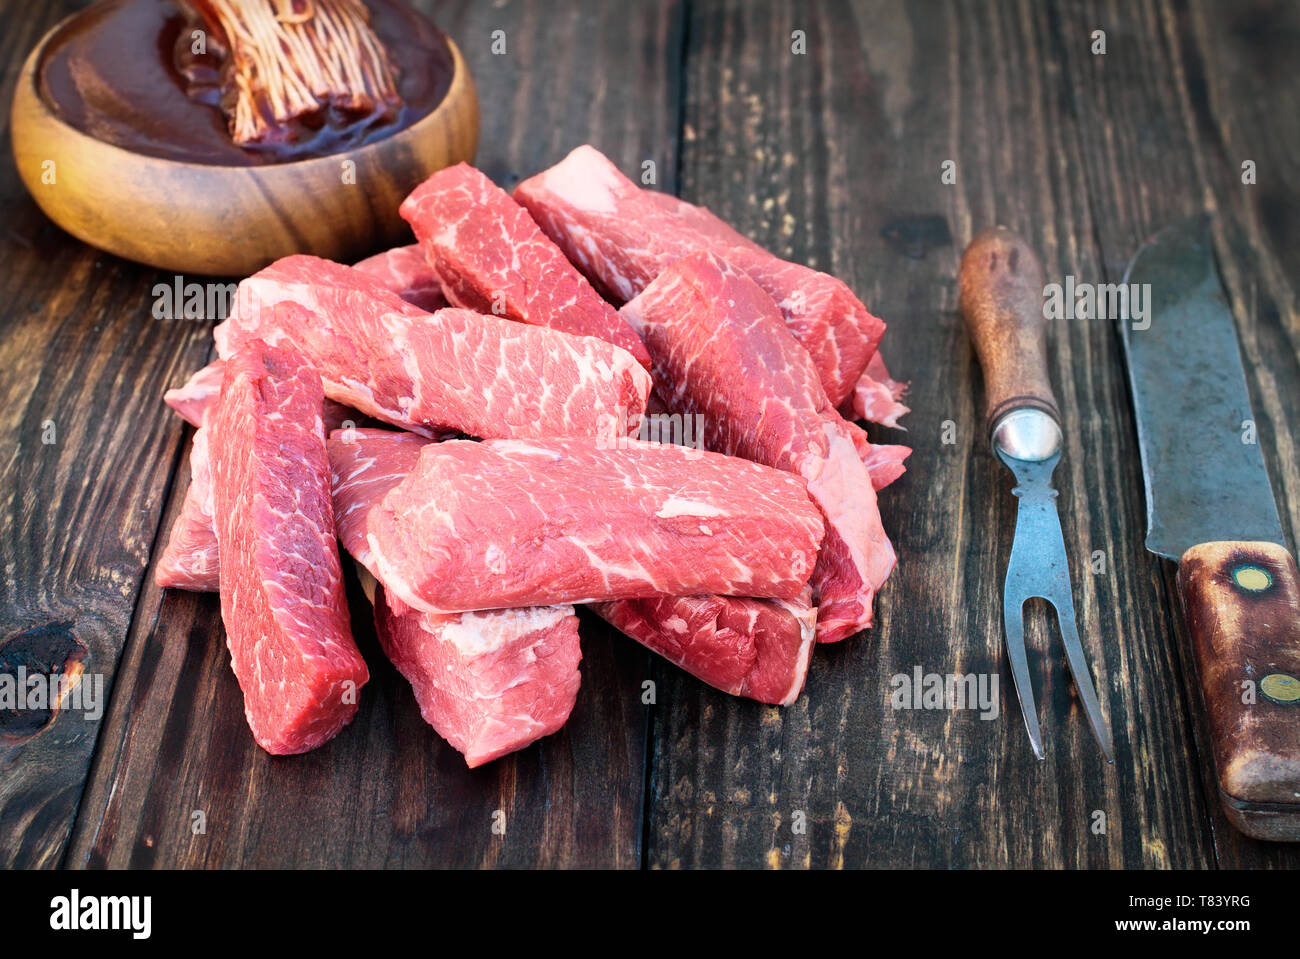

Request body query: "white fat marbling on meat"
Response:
[439, 606, 570, 657]
[539, 157, 621, 215]
[655, 497, 727, 519]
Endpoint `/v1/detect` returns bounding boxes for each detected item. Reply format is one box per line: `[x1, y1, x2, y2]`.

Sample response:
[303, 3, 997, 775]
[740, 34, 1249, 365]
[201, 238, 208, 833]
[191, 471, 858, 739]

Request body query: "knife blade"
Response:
[1122, 216, 1300, 842]
[1121, 217, 1286, 557]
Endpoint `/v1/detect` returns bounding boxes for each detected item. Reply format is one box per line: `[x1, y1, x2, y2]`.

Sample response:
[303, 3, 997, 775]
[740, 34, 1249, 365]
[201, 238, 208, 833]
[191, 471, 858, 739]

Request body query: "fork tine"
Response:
[1052, 599, 1115, 763]
[1003, 594, 1044, 760]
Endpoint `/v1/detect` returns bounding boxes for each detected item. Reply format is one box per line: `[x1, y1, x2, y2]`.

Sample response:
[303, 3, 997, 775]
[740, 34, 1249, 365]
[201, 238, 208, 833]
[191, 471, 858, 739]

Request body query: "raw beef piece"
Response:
[156, 377, 370, 594]
[213, 256, 650, 441]
[620, 250, 898, 643]
[374, 587, 582, 767]
[845, 352, 910, 428]
[367, 436, 825, 614]
[153, 429, 467, 594]
[841, 418, 910, 492]
[163, 361, 225, 426]
[165, 359, 361, 431]
[400, 164, 652, 370]
[328, 427, 813, 707]
[328, 427, 432, 577]
[351, 244, 448, 312]
[328, 427, 581, 767]
[593, 589, 816, 706]
[210, 339, 368, 754]
[514, 144, 884, 406]
[858, 439, 911, 491]
[155, 426, 218, 591]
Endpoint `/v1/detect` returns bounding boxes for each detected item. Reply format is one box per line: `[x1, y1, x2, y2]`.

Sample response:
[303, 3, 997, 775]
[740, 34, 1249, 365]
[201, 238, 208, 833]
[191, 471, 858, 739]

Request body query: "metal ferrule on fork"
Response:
[960, 227, 1115, 763]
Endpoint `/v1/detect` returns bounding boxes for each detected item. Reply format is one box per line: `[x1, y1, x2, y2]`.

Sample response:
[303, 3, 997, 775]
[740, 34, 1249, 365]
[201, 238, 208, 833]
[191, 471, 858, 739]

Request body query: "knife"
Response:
[959, 227, 1115, 762]
[1122, 216, 1300, 842]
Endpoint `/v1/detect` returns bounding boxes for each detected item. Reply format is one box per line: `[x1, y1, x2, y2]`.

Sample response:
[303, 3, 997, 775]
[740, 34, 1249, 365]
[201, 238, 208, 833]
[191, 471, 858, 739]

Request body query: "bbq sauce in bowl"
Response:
[37, 0, 453, 166]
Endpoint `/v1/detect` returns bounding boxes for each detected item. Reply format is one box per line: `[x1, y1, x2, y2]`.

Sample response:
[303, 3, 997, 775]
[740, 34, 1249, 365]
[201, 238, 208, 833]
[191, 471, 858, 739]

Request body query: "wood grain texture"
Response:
[59, 0, 685, 869]
[0, 0, 216, 868]
[1044, 0, 1300, 867]
[0, 0, 1296, 870]
[647, 0, 1262, 868]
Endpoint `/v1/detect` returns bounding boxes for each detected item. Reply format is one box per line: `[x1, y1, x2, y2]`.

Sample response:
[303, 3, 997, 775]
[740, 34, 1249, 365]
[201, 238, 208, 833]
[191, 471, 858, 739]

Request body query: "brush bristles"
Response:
[200, 0, 401, 146]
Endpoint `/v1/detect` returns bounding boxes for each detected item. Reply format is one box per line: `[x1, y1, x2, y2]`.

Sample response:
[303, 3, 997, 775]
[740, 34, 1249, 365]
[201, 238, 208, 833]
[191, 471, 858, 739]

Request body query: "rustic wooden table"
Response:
[2, 0, 1297, 869]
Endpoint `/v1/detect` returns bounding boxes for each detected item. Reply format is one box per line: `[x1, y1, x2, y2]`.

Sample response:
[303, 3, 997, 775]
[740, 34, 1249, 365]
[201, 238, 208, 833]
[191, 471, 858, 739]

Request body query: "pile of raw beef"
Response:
[155, 145, 911, 763]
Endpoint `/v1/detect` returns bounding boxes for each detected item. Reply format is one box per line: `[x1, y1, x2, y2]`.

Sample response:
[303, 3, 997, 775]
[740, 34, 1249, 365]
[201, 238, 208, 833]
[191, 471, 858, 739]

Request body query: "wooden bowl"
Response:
[11, 9, 479, 277]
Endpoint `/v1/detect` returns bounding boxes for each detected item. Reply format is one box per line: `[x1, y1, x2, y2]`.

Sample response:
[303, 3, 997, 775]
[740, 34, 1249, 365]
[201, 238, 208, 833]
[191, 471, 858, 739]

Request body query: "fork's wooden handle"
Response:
[1178, 540, 1300, 841]
[958, 227, 1060, 438]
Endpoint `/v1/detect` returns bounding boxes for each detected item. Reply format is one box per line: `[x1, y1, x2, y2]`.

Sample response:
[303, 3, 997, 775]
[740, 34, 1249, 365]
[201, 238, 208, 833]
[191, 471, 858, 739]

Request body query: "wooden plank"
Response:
[63, 0, 685, 868]
[648, 0, 1234, 868]
[8, 0, 1292, 871]
[1052, 0, 1300, 867]
[0, 1, 217, 868]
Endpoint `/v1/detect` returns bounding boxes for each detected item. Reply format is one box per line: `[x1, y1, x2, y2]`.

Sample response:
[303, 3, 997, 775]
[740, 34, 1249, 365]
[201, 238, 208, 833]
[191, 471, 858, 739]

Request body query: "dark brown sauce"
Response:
[38, 0, 453, 166]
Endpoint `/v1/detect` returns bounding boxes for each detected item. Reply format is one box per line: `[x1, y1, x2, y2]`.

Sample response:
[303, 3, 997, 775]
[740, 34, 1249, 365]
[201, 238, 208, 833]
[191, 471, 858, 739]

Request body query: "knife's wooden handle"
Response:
[1177, 540, 1300, 841]
[958, 227, 1060, 438]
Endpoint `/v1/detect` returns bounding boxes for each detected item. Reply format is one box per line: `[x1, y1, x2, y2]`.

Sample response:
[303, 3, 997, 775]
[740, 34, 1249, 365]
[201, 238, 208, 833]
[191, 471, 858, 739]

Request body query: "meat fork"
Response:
[958, 227, 1114, 762]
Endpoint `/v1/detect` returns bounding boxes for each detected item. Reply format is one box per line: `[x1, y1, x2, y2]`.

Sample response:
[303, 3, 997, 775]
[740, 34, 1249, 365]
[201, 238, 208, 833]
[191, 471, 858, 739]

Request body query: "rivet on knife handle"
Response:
[1177, 541, 1300, 841]
[958, 226, 1062, 460]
